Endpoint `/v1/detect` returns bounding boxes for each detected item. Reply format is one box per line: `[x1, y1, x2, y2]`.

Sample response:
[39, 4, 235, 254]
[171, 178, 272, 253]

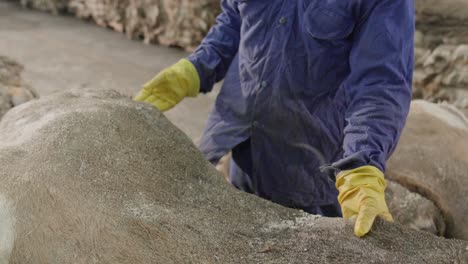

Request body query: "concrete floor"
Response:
[0, 0, 218, 142]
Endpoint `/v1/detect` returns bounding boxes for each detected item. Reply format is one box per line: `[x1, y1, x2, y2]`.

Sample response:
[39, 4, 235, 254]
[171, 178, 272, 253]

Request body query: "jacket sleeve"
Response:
[332, 0, 415, 172]
[187, 0, 241, 93]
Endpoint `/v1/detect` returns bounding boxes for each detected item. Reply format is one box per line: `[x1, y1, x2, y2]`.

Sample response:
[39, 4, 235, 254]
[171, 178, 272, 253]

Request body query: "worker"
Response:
[135, 0, 414, 237]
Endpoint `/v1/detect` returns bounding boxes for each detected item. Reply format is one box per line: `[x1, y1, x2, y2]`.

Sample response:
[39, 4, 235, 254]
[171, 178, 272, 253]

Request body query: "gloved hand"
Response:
[134, 59, 200, 111]
[336, 165, 393, 237]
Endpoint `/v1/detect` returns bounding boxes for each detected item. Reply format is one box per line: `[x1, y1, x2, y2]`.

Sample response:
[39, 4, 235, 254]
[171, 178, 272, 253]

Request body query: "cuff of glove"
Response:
[174, 59, 201, 97]
[335, 165, 386, 204]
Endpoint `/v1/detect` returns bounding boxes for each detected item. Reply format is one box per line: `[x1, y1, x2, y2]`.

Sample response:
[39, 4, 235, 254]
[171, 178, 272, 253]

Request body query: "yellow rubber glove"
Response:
[336, 165, 394, 237]
[134, 59, 200, 111]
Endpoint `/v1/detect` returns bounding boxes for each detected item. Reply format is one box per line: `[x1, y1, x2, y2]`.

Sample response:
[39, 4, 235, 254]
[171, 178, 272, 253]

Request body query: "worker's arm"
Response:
[334, 0, 415, 237]
[335, 0, 414, 172]
[187, 0, 241, 93]
[135, 0, 240, 111]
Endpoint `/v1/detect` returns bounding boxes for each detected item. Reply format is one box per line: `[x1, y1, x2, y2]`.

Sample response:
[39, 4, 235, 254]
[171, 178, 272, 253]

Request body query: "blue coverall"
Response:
[188, 0, 415, 216]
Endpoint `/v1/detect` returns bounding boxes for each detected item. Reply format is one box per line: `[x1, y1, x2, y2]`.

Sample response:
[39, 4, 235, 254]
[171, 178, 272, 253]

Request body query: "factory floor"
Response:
[0, 0, 219, 142]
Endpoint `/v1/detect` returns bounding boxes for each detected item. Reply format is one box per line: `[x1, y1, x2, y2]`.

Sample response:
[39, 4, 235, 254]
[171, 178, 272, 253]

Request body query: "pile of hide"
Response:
[415, 0, 468, 23]
[414, 0, 468, 113]
[19, 0, 220, 51]
[387, 100, 468, 241]
[0, 56, 37, 119]
[413, 32, 468, 114]
[0, 89, 466, 264]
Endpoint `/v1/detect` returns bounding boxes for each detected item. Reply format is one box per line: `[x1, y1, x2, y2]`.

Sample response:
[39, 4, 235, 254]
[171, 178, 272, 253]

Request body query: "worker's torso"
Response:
[201, 0, 365, 207]
[237, 0, 356, 97]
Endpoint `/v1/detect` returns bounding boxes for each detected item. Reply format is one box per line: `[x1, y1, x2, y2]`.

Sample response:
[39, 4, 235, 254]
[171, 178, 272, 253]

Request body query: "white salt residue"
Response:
[0, 109, 63, 147]
[0, 194, 15, 264]
[0, 104, 105, 147]
[400, 192, 422, 208]
[414, 100, 468, 131]
[122, 192, 172, 221]
[263, 214, 322, 232]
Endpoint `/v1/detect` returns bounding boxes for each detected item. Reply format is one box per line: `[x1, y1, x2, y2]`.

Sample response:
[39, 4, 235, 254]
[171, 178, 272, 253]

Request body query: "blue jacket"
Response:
[188, 0, 414, 211]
